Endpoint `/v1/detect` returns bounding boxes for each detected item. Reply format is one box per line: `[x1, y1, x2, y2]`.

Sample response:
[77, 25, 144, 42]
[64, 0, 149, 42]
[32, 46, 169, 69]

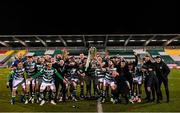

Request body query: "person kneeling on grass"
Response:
[28, 61, 68, 106]
[7, 62, 26, 105]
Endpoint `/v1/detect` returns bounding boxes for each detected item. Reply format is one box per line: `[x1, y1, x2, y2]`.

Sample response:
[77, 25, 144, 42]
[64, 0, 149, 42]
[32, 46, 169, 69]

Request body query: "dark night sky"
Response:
[0, 1, 178, 35]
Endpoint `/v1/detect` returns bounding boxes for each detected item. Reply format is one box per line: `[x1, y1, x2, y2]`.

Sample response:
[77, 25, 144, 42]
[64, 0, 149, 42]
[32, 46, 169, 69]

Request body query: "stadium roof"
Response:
[0, 34, 179, 47]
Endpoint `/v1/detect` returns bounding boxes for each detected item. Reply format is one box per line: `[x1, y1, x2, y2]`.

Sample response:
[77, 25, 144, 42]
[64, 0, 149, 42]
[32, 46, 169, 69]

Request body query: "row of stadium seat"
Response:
[0, 50, 8, 54]
[161, 55, 175, 64]
[170, 56, 180, 61]
[28, 50, 63, 57]
[147, 50, 165, 55]
[44, 50, 55, 55]
[29, 50, 45, 56]
[0, 50, 15, 65]
[53, 50, 62, 56]
[0, 50, 8, 63]
[68, 49, 88, 56]
[147, 50, 174, 64]
[109, 50, 135, 59]
[165, 49, 180, 66]
[17, 50, 27, 56]
[109, 50, 134, 55]
[175, 61, 180, 66]
[165, 49, 180, 56]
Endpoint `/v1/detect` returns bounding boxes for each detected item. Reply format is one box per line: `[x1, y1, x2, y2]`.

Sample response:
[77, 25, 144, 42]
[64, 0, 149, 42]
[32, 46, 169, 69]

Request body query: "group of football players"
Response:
[6, 48, 170, 106]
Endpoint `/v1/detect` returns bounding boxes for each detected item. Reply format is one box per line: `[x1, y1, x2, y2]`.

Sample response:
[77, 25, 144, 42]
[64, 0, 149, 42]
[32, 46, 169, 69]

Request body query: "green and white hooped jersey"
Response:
[91, 60, 98, 69]
[36, 64, 44, 71]
[36, 64, 44, 79]
[40, 67, 57, 83]
[24, 62, 37, 77]
[105, 68, 116, 81]
[95, 68, 105, 78]
[12, 68, 25, 80]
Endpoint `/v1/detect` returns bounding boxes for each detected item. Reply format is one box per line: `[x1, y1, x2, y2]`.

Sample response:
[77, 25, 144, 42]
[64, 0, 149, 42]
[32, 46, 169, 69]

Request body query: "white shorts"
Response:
[26, 79, 35, 85]
[71, 78, 79, 83]
[103, 79, 116, 87]
[98, 78, 104, 83]
[133, 76, 142, 84]
[40, 82, 55, 91]
[12, 78, 25, 90]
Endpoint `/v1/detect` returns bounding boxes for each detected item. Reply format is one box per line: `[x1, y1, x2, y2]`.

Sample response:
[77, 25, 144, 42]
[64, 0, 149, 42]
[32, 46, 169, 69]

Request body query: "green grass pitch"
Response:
[0, 68, 180, 112]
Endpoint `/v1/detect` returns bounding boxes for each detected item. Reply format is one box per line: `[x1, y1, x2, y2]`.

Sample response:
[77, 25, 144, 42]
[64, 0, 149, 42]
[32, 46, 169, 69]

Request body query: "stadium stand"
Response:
[147, 49, 175, 64]
[165, 49, 180, 66]
[44, 50, 55, 55]
[16, 50, 27, 56]
[0, 34, 179, 68]
[176, 61, 180, 65]
[53, 50, 62, 57]
[109, 49, 135, 59]
[29, 50, 45, 56]
[0, 55, 7, 63]
[0, 50, 7, 54]
[161, 55, 175, 64]
[147, 50, 163, 56]
[133, 49, 148, 61]
[165, 49, 180, 56]
[26, 52, 35, 56]
[0, 50, 15, 65]
[68, 49, 88, 56]
[0, 50, 8, 62]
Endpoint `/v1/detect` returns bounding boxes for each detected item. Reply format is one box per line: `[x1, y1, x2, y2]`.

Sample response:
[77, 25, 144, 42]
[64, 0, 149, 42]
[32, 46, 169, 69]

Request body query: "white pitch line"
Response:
[97, 98, 103, 113]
